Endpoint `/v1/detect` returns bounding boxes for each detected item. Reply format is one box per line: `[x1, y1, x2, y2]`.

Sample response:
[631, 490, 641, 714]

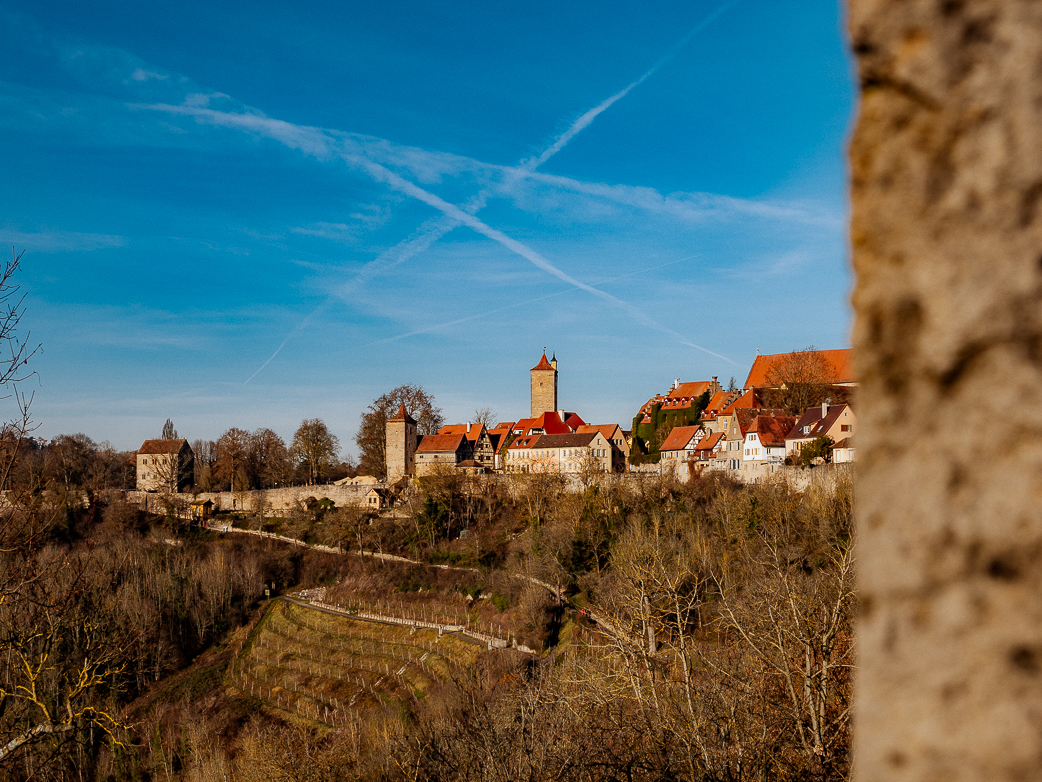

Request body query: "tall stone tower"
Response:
[385, 404, 417, 482]
[530, 352, 558, 417]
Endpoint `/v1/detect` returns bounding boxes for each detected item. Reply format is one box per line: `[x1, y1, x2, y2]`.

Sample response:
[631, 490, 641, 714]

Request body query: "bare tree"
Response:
[472, 406, 496, 428]
[252, 427, 290, 488]
[161, 418, 178, 440]
[291, 418, 340, 485]
[0, 252, 129, 772]
[355, 384, 444, 478]
[762, 346, 838, 415]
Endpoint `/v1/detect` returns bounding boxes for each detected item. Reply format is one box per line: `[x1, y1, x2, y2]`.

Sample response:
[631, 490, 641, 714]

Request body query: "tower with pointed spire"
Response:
[530, 351, 558, 418]
[385, 404, 417, 481]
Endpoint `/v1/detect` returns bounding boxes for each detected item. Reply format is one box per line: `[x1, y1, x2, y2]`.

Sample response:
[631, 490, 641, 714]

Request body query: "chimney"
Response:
[821, 401, 829, 418]
[466, 421, 471, 433]
[674, 378, 680, 390]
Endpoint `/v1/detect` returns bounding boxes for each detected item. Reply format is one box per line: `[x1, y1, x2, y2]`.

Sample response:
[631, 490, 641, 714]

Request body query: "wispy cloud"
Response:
[372, 255, 700, 345]
[0, 229, 126, 253]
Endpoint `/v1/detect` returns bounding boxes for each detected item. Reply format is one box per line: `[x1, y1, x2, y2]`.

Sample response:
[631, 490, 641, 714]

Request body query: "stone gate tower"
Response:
[385, 404, 417, 482]
[530, 352, 558, 418]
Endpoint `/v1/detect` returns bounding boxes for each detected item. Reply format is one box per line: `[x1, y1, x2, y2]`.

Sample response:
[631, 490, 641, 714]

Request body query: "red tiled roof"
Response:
[438, 423, 486, 442]
[693, 431, 725, 451]
[667, 381, 712, 399]
[531, 353, 555, 371]
[507, 435, 540, 450]
[751, 415, 798, 448]
[416, 433, 466, 453]
[701, 391, 732, 417]
[734, 408, 762, 437]
[659, 425, 703, 452]
[388, 404, 417, 424]
[744, 348, 854, 389]
[721, 390, 760, 415]
[575, 424, 623, 442]
[512, 411, 585, 436]
[139, 439, 189, 455]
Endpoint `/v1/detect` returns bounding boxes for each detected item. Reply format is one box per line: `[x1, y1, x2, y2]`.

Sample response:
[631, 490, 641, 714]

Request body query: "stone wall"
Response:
[849, 2, 1042, 780]
[129, 482, 381, 514]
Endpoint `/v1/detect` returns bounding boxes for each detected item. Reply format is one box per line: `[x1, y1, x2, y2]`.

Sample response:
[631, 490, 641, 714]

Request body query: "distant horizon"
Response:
[1, 0, 855, 457]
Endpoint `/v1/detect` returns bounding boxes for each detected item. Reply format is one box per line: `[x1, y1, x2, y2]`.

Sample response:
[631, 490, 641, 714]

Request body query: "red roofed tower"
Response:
[530, 352, 558, 418]
[385, 404, 418, 481]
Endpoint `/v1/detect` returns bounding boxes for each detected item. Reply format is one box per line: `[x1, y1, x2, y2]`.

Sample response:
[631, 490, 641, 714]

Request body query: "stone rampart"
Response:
[128, 482, 381, 513]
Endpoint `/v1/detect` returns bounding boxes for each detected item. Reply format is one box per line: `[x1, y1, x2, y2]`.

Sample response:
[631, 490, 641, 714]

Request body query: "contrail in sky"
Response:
[337, 151, 737, 364]
[339, 0, 739, 295]
[520, 0, 737, 173]
[146, 0, 740, 380]
[370, 256, 700, 345]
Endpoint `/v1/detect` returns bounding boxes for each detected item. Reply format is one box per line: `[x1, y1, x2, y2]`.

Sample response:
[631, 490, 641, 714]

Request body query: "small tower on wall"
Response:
[530, 352, 558, 418]
[385, 404, 417, 482]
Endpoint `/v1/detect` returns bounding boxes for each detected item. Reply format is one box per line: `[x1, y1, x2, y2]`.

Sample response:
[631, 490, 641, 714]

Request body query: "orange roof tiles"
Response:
[693, 431, 725, 451]
[659, 425, 703, 452]
[667, 381, 712, 399]
[575, 424, 623, 441]
[388, 404, 417, 424]
[744, 348, 854, 389]
[751, 415, 798, 448]
[531, 353, 555, 371]
[701, 391, 732, 416]
[721, 389, 760, 415]
[438, 423, 487, 442]
[416, 433, 466, 453]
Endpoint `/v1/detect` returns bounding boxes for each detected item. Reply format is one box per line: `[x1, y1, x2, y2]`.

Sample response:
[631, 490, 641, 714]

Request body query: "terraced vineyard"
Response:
[230, 598, 487, 725]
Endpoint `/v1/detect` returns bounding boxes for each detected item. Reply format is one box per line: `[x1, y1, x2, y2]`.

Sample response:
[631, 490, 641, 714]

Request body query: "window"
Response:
[841, 425, 852, 432]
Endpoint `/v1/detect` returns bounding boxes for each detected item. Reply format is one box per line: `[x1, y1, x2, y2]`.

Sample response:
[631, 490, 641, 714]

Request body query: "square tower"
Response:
[530, 352, 558, 418]
[385, 404, 418, 481]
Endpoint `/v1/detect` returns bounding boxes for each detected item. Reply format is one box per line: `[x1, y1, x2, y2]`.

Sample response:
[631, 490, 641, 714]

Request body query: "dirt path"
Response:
[214, 525, 622, 642]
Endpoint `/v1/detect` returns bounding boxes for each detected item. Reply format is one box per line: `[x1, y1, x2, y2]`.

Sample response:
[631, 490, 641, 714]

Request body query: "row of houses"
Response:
[387, 348, 857, 482]
[136, 348, 858, 493]
[657, 398, 856, 476]
[387, 354, 631, 479]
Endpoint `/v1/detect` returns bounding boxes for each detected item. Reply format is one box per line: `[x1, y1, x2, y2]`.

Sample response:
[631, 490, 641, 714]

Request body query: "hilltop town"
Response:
[131, 346, 856, 516]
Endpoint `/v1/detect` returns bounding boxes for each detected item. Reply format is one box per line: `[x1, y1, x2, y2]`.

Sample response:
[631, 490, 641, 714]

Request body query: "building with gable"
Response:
[415, 432, 470, 475]
[136, 439, 195, 492]
[635, 377, 724, 427]
[785, 403, 856, 459]
[505, 430, 612, 474]
[744, 348, 856, 391]
[658, 425, 706, 475]
[743, 414, 798, 465]
[437, 422, 495, 468]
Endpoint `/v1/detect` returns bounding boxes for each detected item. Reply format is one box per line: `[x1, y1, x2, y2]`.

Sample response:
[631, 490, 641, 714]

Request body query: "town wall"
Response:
[849, 2, 1042, 780]
[128, 482, 380, 514]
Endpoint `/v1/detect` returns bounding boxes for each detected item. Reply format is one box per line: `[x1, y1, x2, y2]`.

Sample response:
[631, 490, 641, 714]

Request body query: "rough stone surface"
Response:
[128, 483, 376, 513]
[849, 1, 1042, 779]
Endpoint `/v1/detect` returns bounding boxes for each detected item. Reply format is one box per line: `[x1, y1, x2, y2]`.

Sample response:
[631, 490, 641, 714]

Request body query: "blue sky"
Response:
[0, 0, 856, 456]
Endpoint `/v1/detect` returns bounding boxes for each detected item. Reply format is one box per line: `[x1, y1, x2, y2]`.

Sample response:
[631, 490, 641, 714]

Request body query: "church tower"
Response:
[385, 404, 417, 481]
[530, 352, 558, 418]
